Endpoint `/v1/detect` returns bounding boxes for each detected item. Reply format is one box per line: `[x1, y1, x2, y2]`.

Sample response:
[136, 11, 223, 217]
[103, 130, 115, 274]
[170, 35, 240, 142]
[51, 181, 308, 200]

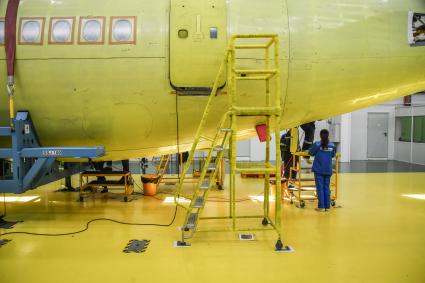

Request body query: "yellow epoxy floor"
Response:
[0, 173, 424, 283]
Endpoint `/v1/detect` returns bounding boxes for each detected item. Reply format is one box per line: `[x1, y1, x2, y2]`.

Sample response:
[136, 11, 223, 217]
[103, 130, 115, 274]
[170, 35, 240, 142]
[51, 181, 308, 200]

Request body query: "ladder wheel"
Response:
[262, 218, 269, 226]
[124, 196, 128, 202]
[79, 196, 84, 202]
[300, 201, 305, 208]
[331, 200, 336, 207]
[217, 184, 223, 190]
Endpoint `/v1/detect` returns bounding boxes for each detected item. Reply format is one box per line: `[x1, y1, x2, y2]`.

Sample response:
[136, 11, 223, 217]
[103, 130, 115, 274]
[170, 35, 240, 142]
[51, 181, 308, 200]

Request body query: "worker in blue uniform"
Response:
[308, 129, 336, 212]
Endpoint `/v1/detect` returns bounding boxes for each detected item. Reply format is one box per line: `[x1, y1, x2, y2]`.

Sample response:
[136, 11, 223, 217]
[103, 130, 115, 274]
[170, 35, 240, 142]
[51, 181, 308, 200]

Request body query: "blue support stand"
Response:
[0, 111, 105, 194]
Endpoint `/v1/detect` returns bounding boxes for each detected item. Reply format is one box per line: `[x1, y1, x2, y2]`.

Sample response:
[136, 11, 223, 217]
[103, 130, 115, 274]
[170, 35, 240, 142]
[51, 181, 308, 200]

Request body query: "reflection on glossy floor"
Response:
[0, 173, 424, 283]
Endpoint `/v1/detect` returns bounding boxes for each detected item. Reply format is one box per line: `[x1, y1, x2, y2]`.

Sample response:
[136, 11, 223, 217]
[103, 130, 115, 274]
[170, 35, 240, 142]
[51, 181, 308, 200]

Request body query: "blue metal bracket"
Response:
[0, 111, 105, 194]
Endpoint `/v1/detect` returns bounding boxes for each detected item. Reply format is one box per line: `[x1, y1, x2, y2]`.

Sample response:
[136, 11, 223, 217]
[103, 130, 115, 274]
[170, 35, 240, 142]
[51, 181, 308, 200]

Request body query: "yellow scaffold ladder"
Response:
[175, 34, 287, 251]
[155, 154, 171, 184]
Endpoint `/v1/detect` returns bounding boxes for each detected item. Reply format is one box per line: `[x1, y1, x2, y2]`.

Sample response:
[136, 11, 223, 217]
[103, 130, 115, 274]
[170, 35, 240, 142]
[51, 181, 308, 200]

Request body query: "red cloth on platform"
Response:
[255, 124, 268, 142]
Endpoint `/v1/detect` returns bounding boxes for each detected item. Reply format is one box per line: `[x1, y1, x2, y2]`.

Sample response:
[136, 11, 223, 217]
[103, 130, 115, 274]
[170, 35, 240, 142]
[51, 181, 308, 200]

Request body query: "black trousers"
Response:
[282, 150, 297, 179]
[121, 160, 130, 172]
[300, 122, 316, 151]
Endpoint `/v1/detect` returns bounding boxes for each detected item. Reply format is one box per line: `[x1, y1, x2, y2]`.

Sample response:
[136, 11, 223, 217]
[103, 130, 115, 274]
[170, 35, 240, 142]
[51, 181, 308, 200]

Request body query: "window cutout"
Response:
[83, 20, 101, 42]
[210, 27, 218, 39]
[109, 16, 137, 44]
[23, 21, 41, 42]
[0, 19, 4, 45]
[49, 17, 75, 44]
[113, 20, 131, 41]
[19, 17, 45, 45]
[78, 17, 105, 44]
[178, 29, 188, 39]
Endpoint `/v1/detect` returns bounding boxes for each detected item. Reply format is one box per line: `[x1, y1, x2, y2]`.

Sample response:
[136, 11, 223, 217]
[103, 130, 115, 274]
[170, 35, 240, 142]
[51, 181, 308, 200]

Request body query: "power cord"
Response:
[0, 204, 178, 237]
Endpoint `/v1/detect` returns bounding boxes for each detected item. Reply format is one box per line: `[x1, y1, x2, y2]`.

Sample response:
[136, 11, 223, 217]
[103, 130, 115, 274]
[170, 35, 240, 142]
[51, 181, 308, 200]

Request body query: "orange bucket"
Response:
[143, 182, 157, 196]
[141, 174, 160, 196]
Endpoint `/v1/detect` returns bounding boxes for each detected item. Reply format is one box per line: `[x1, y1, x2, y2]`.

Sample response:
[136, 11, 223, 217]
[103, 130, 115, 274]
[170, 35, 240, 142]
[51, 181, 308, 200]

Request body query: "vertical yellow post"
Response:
[273, 36, 282, 240]
[264, 47, 271, 220]
[226, 46, 234, 223]
[229, 37, 238, 229]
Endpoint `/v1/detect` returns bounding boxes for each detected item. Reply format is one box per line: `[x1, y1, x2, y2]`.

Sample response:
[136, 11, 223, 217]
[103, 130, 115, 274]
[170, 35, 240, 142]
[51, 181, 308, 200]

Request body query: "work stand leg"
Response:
[275, 238, 294, 252]
[175, 228, 191, 248]
[58, 176, 78, 192]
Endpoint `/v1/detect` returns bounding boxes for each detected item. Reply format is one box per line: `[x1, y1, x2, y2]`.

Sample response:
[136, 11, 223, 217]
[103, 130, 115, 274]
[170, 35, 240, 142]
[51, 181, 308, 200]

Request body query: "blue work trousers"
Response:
[314, 174, 331, 209]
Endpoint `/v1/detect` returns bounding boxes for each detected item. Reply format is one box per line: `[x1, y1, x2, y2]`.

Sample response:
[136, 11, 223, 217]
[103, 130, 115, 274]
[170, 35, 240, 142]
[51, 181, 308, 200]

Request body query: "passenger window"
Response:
[19, 18, 45, 45]
[78, 17, 105, 44]
[109, 17, 137, 44]
[49, 17, 75, 44]
[0, 20, 4, 44]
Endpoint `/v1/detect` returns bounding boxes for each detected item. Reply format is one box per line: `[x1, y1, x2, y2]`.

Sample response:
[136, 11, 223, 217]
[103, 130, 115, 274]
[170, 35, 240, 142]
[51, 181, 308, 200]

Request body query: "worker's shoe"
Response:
[315, 208, 325, 212]
[101, 188, 109, 193]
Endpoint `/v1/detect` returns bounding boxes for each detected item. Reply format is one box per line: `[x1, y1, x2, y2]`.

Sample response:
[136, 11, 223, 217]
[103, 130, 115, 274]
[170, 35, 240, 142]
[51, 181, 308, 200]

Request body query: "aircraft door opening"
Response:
[170, 0, 227, 91]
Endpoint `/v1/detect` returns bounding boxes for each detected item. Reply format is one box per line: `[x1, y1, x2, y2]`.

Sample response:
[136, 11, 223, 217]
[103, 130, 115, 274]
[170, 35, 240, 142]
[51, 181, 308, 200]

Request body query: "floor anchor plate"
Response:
[123, 239, 150, 253]
[174, 241, 191, 248]
[0, 239, 11, 247]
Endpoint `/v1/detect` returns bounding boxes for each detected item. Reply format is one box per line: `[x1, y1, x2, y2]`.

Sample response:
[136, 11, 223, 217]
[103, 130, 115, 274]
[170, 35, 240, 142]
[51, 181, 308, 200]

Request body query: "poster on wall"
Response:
[408, 12, 425, 46]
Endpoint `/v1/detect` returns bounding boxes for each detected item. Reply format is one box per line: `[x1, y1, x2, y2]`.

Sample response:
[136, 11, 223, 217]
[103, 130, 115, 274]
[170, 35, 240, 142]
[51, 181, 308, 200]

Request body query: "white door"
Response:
[367, 113, 389, 159]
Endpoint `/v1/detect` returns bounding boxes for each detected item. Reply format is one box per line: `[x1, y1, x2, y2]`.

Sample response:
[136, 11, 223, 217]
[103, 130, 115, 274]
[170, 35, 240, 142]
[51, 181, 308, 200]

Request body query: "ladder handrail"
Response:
[174, 49, 230, 206]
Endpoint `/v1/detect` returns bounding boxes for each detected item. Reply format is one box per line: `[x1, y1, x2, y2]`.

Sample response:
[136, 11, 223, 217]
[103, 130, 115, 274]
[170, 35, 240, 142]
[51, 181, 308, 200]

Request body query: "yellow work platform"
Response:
[288, 152, 340, 208]
[79, 171, 134, 202]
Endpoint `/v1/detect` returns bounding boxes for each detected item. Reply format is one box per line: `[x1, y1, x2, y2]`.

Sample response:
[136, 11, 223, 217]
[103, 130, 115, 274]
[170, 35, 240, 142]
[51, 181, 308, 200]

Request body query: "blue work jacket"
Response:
[308, 142, 336, 175]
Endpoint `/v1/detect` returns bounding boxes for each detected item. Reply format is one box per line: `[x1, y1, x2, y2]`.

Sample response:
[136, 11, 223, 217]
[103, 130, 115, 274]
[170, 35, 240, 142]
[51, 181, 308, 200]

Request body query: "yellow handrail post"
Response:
[273, 36, 283, 241]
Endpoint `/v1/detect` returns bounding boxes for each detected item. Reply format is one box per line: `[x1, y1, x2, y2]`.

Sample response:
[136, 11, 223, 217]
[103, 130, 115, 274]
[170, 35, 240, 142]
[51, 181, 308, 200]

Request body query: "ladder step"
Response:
[186, 213, 198, 229]
[200, 135, 214, 142]
[232, 106, 280, 116]
[219, 128, 232, 133]
[236, 76, 272, 81]
[207, 165, 216, 171]
[193, 196, 205, 208]
[292, 178, 315, 182]
[234, 44, 268, 49]
[200, 180, 210, 190]
[214, 146, 224, 152]
[234, 69, 277, 75]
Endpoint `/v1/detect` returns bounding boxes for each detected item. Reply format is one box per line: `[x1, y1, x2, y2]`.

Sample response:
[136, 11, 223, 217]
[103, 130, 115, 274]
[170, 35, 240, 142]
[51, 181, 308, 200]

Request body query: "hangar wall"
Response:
[240, 93, 425, 165]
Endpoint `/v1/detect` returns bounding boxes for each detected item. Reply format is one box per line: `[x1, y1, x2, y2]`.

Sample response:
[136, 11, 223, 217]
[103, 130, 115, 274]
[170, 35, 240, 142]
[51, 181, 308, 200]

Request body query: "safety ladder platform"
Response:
[175, 34, 289, 251]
